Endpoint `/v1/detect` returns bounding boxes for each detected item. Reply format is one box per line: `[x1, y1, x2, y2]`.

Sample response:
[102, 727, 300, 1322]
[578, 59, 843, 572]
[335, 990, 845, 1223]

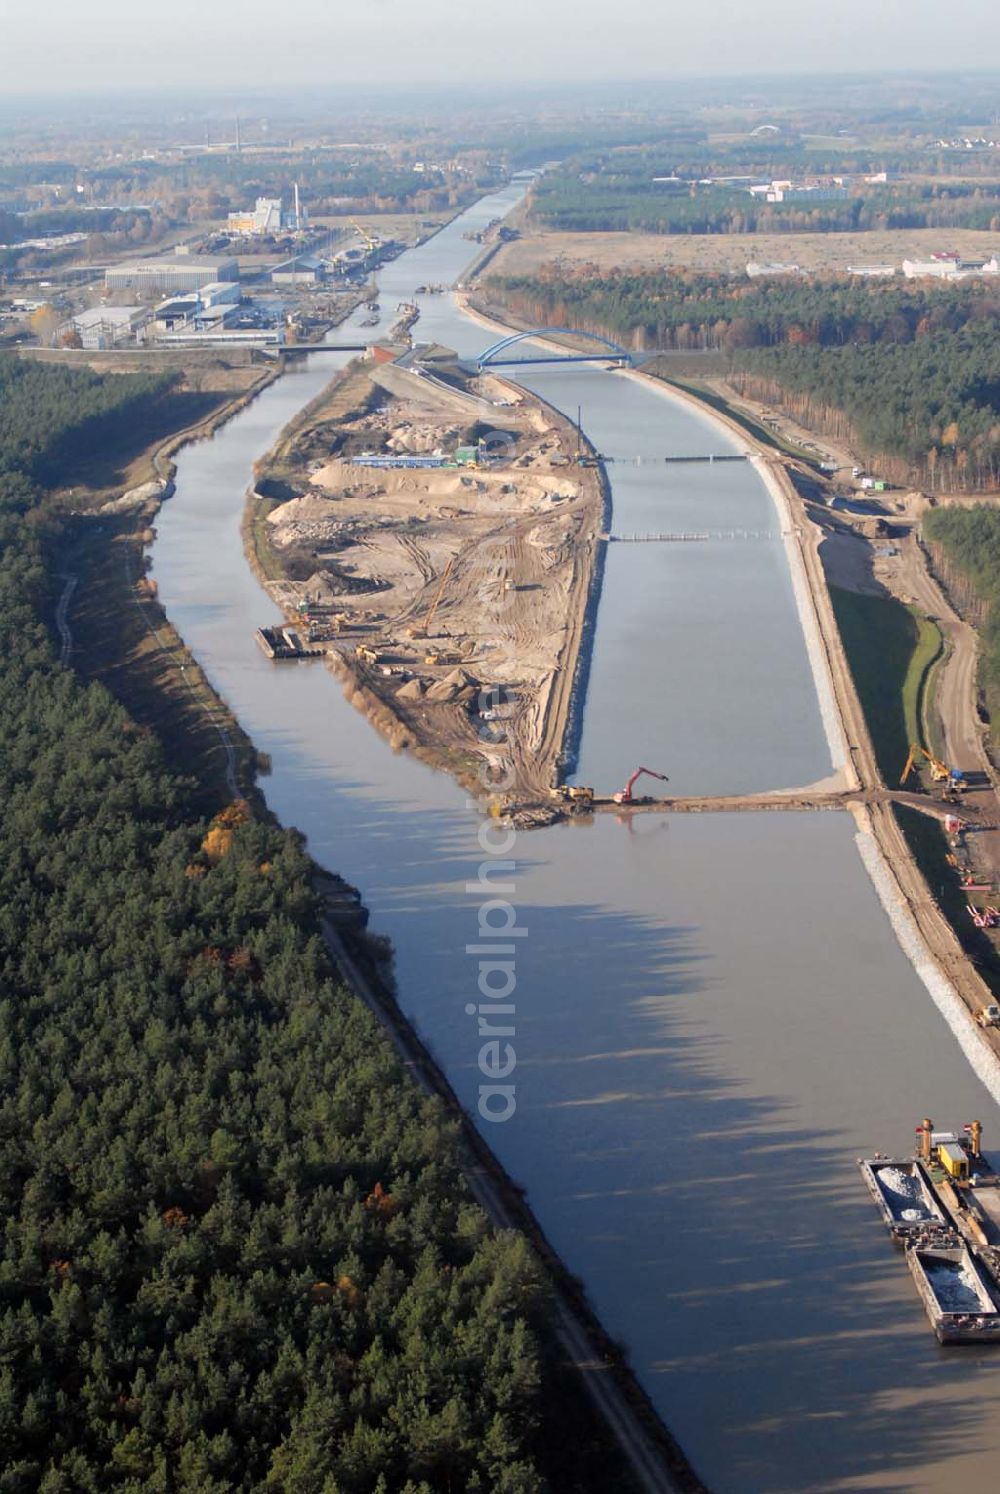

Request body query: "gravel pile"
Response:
[877, 1166, 931, 1220]
[926, 1258, 985, 1314]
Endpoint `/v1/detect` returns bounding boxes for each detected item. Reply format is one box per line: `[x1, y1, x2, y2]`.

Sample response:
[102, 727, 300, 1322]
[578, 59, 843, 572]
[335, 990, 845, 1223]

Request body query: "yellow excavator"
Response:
[900, 742, 966, 793]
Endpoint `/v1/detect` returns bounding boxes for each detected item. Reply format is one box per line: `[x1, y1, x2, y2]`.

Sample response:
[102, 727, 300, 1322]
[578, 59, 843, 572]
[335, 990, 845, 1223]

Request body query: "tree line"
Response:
[0, 360, 176, 486]
[923, 505, 1000, 730]
[528, 161, 1000, 235]
[0, 355, 624, 1492]
[489, 267, 1000, 353]
[487, 269, 1000, 490]
[731, 325, 1000, 490]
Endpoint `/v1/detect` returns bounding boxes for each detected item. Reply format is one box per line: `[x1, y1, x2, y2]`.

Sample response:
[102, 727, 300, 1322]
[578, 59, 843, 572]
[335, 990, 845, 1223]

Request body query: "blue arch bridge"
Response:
[476, 327, 634, 370]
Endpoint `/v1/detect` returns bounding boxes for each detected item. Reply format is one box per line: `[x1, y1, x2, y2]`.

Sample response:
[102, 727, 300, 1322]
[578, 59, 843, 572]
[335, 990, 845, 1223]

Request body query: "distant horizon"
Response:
[4, 65, 1000, 102]
[4, 0, 1000, 97]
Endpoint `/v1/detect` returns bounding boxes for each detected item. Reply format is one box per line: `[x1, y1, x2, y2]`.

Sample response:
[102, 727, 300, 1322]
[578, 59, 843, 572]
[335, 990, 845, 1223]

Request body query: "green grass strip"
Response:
[830, 584, 941, 784]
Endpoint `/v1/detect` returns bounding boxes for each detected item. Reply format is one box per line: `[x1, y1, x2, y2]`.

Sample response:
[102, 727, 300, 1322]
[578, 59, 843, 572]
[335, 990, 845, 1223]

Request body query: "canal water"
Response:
[150, 186, 1000, 1493]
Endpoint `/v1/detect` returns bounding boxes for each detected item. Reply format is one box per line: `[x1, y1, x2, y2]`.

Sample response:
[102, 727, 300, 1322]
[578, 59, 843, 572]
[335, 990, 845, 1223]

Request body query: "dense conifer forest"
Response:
[529, 158, 1000, 235]
[0, 360, 175, 485]
[488, 270, 1000, 489]
[732, 326, 1000, 489]
[0, 356, 621, 1493]
[924, 505, 1000, 724]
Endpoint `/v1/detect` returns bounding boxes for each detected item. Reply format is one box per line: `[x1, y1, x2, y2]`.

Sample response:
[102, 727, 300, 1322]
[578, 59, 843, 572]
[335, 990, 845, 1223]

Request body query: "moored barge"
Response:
[907, 1243, 1000, 1344]
[860, 1158, 950, 1243]
[861, 1118, 1000, 1345]
[255, 625, 324, 660]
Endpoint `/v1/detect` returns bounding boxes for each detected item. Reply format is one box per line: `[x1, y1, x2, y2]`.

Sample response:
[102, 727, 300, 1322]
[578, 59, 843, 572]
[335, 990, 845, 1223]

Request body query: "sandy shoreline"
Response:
[245, 350, 604, 805]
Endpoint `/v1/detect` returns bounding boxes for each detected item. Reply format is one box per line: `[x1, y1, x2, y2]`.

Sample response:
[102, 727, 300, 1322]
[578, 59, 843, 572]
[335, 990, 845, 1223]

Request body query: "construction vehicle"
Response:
[900, 743, 966, 794]
[350, 219, 380, 255]
[355, 644, 379, 665]
[406, 556, 456, 641]
[550, 784, 595, 804]
[424, 649, 462, 667]
[613, 766, 669, 805]
[976, 1003, 1000, 1028]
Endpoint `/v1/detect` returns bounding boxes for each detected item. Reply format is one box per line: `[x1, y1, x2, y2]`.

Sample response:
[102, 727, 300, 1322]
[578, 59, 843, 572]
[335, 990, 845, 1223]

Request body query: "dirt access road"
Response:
[874, 529, 1000, 902]
[895, 533, 983, 775]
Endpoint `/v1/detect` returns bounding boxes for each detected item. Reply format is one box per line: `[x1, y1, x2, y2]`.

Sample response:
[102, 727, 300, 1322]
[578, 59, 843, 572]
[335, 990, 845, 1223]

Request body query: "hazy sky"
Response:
[5, 0, 998, 92]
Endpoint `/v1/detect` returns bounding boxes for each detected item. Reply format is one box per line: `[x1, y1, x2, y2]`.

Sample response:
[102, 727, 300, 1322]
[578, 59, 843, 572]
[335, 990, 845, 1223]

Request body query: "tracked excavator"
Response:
[613, 766, 670, 805]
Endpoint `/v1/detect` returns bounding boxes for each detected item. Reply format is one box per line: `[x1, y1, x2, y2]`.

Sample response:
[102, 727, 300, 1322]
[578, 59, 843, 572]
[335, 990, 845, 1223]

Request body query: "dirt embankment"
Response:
[653, 379, 1000, 1059]
[247, 357, 604, 802]
[56, 357, 283, 810]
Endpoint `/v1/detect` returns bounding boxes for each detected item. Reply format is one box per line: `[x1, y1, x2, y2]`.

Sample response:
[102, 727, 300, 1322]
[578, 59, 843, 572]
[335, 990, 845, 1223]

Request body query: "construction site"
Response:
[248, 350, 604, 799]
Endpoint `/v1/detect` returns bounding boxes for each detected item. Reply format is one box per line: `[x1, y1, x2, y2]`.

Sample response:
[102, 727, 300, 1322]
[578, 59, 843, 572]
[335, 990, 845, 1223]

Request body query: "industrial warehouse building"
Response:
[902, 253, 1000, 280]
[227, 192, 305, 236]
[65, 305, 150, 349]
[153, 282, 242, 335]
[105, 254, 239, 295]
[270, 253, 328, 285]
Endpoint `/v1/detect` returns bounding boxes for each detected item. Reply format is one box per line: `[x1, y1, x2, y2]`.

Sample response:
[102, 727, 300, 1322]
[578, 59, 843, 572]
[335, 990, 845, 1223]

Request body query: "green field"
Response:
[829, 585, 943, 783]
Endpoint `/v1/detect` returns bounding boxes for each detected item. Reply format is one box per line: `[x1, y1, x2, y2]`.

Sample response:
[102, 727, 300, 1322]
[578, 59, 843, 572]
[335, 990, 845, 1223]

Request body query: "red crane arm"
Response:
[621, 765, 670, 801]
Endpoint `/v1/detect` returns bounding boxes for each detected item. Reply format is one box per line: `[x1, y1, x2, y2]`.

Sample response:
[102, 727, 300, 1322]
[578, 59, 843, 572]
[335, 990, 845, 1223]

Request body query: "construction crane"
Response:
[613, 766, 669, 805]
[900, 742, 966, 793]
[405, 557, 456, 641]
[350, 219, 380, 254]
[423, 556, 455, 636]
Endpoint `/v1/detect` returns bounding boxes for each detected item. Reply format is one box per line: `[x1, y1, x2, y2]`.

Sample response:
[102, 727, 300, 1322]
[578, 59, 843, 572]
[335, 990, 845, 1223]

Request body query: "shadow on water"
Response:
[508, 905, 992, 1492]
[190, 671, 1000, 1493]
[151, 187, 1000, 1492]
[328, 820, 997, 1490]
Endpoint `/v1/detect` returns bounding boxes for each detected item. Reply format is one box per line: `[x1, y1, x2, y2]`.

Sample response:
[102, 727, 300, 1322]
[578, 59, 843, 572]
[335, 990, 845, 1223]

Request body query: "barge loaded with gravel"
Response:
[861, 1118, 1000, 1344]
[907, 1243, 1000, 1344]
[860, 1158, 950, 1243]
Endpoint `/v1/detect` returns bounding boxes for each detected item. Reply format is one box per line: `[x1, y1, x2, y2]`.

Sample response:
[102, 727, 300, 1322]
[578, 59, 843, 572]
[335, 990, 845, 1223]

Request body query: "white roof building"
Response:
[903, 255, 999, 279]
[68, 305, 149, 348]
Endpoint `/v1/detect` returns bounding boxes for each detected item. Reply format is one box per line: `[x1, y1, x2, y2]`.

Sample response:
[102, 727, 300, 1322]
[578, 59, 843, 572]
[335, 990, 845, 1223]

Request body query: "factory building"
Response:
[152, 281, 241, 336]
[65, 305, 150, 349]
[105, 254, 239, 295]
[746, 261, 803, 278]
[104, 252, 238, 296]
[227, 197, 283, 235]
[903, 253, 1000, 280]
[270, 253, 327, 285]
[227, 187, 306, 237]
[748, 179, 849, 204]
